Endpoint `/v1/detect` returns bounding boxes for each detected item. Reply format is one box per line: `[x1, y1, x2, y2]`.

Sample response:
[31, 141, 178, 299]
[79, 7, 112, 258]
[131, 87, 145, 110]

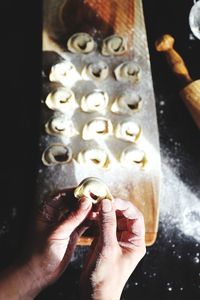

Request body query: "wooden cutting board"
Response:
[40, 0, 161, 246]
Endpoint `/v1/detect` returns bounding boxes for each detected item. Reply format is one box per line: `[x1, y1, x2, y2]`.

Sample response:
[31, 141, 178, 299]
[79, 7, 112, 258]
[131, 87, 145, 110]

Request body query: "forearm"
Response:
[0, 262, 42, 300]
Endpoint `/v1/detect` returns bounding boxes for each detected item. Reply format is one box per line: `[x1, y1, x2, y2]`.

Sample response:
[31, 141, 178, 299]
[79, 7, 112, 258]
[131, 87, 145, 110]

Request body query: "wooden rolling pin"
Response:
[155, 34, 200, 129]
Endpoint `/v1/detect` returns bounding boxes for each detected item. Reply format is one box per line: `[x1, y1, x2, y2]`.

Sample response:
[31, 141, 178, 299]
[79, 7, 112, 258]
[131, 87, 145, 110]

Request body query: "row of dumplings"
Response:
[42, 143, 147, 168]
[67, 32, 127, 56]
[45, 87, 142, 114]
[49, 60, 141, 85]
[45, 117, 142, 143]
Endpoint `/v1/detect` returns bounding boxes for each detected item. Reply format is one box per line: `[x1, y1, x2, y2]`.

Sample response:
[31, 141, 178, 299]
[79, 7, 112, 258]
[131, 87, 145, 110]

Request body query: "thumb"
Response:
[54, 197, 92, 238]
[99, 199, 117, 247]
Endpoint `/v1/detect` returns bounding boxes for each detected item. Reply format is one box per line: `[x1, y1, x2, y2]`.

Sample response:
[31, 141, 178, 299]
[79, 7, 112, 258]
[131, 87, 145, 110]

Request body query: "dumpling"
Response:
[74, 177, 113, 204]
[82, 118, 113, 140]
[114, 62, 141, 83]
[77, 148, 110, 168]
[42, 144, 72, 166]
[81, 90, 109, 112]
[82, 61, 109, 81]
[67, 32, 95, 54]
[111, 93, 142, 114]
[101, 35, 127, 56]
[45, 116, 78, 137]
[45, 87, 77, 113]
[49, 61, 81, 86]
[120, 145, 147, 167]
[115, 120, 141, 142]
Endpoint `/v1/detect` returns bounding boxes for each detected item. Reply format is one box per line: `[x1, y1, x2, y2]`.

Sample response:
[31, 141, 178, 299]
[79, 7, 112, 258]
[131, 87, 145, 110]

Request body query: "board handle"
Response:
[155, 34, 192, 87]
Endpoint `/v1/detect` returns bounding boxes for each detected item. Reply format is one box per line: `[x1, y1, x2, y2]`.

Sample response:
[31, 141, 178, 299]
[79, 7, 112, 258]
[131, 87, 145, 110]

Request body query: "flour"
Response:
[159, 154, 200, 242]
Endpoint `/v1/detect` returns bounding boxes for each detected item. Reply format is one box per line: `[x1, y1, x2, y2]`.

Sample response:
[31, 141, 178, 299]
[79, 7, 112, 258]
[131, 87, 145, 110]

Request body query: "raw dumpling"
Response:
[45, 87, 77, 113]
[114, 62, 141, 83]
[45, 116, 78, 137]
[101, 35, 127, 56]
[77, 148, 110, 168]
[82, 61, 109, 81]
[49, 61, 81, 86]
[111, 93, 142, 114]
[81, 90, 109, 112]
[67, 32, 95, 54]
[82, 118, 113, 140]
[115, 120, 141, 142]
[120, 145, 147, 167]
[74, 177, 113, 204]
[42, 144, 72, 166]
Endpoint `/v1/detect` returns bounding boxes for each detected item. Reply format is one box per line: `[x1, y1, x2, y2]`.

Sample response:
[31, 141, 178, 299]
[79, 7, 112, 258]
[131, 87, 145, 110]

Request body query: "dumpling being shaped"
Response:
[77, 148, 111, 168]
[74, 177, 113, 204]
[45, 116, 78, 137]
[82, 118, 113, 140]
[81, 90, 109, 112]
[101, 35, 127, 56]
[45, 87, 77, 113]
[82, 61, 109, 81]
[67, 32, 95, 54]
[120, 145, 147, 168]
[114, 61, 141, 83]
[111, 93, 142, 115]
[115, 120, 141, 143]
[42, 144, 72, 166]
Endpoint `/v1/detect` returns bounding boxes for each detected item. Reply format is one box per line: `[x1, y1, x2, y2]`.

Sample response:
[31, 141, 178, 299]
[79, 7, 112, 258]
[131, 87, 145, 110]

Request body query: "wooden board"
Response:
[40, 0, 161, 246]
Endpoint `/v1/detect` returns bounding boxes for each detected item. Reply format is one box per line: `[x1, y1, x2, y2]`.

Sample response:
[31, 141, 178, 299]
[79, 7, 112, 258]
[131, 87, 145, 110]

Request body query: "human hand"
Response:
[0, 190, 92, 299]
[80, 198, 146, 300]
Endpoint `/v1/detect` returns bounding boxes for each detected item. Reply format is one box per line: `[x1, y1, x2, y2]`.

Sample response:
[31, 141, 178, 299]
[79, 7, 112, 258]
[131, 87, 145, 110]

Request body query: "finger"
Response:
[53, 197, 92, 239]
[99, 199, 118, 247]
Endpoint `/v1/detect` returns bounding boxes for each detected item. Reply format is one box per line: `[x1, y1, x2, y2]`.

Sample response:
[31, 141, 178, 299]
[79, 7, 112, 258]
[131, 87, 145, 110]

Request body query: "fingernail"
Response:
[80, 197, 91, 210]
[101, 199, 112, 213]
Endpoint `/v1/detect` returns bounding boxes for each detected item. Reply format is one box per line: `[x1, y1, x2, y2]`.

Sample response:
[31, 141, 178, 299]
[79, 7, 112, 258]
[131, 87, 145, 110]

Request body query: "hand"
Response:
[0, 191, 92, 299]
[80, 198, 146, 300]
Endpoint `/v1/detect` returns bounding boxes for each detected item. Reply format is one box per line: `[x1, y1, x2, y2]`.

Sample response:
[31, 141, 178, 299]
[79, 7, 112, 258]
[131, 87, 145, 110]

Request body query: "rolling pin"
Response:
[155, 34, 200, 129]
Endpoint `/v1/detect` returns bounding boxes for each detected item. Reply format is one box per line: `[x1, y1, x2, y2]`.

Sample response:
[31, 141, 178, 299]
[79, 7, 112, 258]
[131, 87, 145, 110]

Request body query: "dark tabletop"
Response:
[0, 1, 200, 299]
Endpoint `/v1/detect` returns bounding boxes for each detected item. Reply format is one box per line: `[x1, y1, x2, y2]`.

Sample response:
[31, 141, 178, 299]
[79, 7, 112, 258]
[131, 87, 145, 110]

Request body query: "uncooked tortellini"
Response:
[114, 62, 141, 83]
[120, 145, 147, 168]
[111, 93, 142, 114]
[45, 88, 77, 113]
[45, 117, 78, 137]
[82, 118, 113, 140]
[101, 35, 127, 56]
[42, 144, 72, 166]
[81, 90, 109, 112]
[115, 120, 141, 142]
[82, 61, 109, 81]
[49, 61, 81, 86]
[67, 32, 95, 54]
[77, 148, 110, 168]
[74, 177, 113, 204]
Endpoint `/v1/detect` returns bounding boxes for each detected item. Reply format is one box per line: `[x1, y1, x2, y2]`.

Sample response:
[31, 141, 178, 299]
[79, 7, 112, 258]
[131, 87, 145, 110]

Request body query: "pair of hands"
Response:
[0, 191, 146, 300]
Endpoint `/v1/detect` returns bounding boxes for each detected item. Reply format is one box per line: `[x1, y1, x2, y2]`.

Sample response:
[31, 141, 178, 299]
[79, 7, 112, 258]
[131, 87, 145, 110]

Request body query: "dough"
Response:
[120, 145, 147, 167]
[82, 61, 109, 81]
[45, 116, 78, 137]
[42, 144, 72, 166]
[74, 177, 113, 203]
[45, 87, 77, 113]
[77, 148, 110, 168]
[101, 35, 127, 56]
[82, 118, 113, 140]
[115, 120, 141, 142]
[114, 62, 141, 83]
[81, 90, 109, 112]
[111, 93, 142, 114]
[67, 32, 95, 54]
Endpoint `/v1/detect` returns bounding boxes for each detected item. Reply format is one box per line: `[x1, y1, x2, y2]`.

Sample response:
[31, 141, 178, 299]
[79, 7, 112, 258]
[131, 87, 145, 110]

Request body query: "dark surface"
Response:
[0, 0, 200, 299]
